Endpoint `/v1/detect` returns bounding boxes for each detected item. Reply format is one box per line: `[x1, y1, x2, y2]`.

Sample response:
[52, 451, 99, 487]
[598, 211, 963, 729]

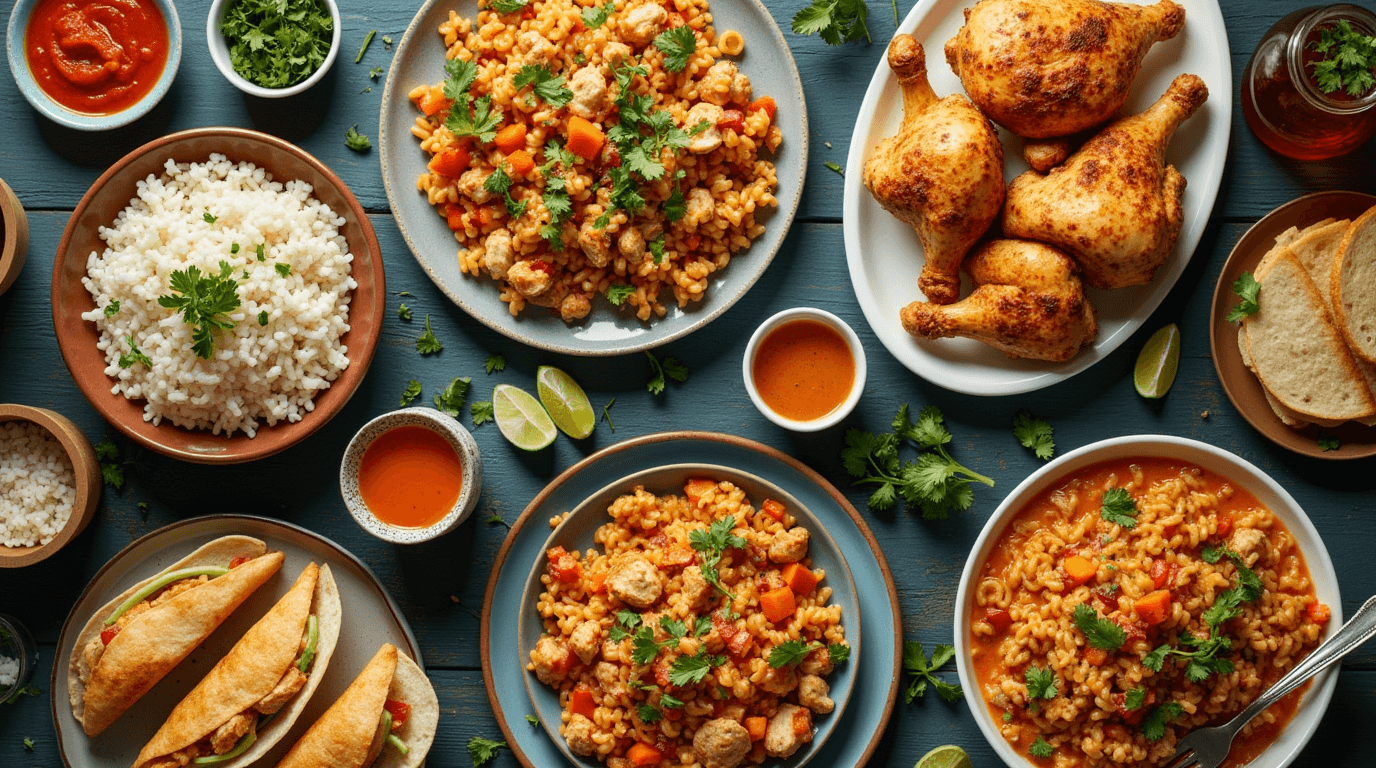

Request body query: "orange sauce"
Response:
[751, 320, 855, 421]
[358, 425, 464, 529]
[25, 0, 169, 115]
[972, 458, 1321, 767]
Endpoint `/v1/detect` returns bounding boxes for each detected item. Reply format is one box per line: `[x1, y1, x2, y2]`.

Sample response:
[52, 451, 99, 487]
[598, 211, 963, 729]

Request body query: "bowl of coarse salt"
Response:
[0, 404, 100, 567]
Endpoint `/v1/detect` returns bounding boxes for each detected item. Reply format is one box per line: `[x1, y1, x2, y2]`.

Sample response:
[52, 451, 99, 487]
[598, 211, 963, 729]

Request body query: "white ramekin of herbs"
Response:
[207, 0, 342, 98]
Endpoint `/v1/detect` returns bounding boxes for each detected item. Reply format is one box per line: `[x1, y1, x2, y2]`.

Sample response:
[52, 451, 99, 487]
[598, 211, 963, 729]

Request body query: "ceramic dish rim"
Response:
[953, 434, 1342, 768]
[0, 177, 28, 296]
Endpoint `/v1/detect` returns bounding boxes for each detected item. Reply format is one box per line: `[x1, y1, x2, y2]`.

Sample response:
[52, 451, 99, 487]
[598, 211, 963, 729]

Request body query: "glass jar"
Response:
[1241, 4, 1376, 160]
[0, 613, 38, 702]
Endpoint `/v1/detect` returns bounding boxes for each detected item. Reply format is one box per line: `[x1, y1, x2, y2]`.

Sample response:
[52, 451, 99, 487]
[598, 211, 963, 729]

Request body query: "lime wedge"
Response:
[1135, 323, 1180, 399]
[536, 366, 596, 439]
[915, 745, 972, 768]
[493, 384, 558, 451]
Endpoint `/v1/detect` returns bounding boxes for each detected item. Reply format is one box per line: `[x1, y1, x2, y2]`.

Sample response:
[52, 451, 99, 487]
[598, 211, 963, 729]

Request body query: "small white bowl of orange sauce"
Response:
[743, 307, 867, 432]
[340, 407, 483, 544]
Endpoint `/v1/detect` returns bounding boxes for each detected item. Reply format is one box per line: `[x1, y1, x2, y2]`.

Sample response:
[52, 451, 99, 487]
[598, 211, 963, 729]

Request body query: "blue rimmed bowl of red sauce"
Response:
[7, 0, 181, 130]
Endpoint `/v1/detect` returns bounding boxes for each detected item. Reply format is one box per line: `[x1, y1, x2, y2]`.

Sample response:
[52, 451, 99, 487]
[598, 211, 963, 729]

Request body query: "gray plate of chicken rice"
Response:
[380, 0, 807, 355]
[0, 421, 76, 548]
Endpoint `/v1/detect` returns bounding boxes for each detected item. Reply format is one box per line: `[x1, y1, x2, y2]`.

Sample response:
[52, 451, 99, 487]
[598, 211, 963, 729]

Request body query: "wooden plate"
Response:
[0, 404, 100, 568]
[1209, 191, 1376, 459]
[51, 127, 385, 465]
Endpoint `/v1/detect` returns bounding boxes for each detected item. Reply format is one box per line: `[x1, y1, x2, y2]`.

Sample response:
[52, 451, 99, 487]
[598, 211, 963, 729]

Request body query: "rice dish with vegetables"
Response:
[970, 458, 1328, 767]
[409, 0, 781, 323]
[80, 155, 356, 438]
[529, 478, 848, 768]
[0, 421, 76, 548]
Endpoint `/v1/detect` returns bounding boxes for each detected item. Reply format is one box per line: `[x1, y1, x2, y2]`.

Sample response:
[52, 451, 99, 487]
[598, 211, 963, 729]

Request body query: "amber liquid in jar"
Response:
[1241, 5, 1376, 160]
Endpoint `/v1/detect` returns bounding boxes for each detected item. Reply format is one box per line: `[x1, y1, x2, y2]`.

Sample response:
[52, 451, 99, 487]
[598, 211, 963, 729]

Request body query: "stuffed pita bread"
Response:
[68, 536, 283, 737]
[132, 562, 343, 768]
[274, 643, 439, 768]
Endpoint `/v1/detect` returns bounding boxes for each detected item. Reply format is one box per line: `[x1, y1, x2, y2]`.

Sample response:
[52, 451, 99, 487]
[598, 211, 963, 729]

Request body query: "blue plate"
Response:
[483, 433, 900, 768]
[378, 0, 807, 355]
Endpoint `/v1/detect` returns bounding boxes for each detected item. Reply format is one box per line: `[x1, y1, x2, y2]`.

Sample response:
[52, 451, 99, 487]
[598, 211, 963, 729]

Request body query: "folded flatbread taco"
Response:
[68, 536, 284, 737]
[133, 561, 343, 768]
[274, 643, 439, 768]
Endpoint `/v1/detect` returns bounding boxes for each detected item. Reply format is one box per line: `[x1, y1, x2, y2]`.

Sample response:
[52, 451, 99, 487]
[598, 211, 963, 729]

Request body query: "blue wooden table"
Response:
[2, 1, 1375, 766]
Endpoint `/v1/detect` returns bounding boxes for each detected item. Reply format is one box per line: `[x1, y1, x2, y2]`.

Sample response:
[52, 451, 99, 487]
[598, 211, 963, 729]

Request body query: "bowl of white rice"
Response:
[51, 127, 386, 464]
[0, 404, 100, 568]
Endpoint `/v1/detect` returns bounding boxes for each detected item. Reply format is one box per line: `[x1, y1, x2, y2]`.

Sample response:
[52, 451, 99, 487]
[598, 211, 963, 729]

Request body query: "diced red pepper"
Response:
[228, 556, 250, 569]
[546, 546, 583, 583]
[569, 686, 596, 718]
[761, 499, 786, 521]
[717, 109, 745, 133]
[1307, 602, 1332, 625]
[1216, 514, 1233, 538]
[384, 699, 411, 727]
[984, 608, 1013, 634]
[1150, 560, 1178, 591]
[100, 625, 121, 645]
[445, 203, 466, 231]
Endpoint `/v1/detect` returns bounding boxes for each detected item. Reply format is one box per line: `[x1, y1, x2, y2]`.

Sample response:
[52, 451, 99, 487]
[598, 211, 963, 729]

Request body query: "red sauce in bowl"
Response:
[358, 425, 464, 529]
[24, 0, 169, 115]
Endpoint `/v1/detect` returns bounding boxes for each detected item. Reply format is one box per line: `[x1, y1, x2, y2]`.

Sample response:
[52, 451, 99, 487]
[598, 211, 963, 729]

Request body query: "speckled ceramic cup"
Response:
[340, 407, 483, 544]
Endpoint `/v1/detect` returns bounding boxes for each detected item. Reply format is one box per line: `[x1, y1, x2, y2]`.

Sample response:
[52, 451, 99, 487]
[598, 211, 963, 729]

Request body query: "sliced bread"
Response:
[1244, 251, 1376, 422]
[1287, 220, 1349, 304]
[1333, 207, 1376, 364]
[1238, 324, 1347, 428]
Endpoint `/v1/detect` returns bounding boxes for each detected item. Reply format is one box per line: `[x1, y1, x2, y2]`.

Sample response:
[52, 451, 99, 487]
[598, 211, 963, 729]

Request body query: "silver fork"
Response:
[1165, 593, 1376, 768]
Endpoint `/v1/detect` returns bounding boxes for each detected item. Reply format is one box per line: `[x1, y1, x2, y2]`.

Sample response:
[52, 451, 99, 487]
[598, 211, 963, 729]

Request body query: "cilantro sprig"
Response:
[582, 0, 615, 28]
[792, 0, 872, 45]
[1099, 488, 1139, 529]
[1142, 701, 1185, 742]
[119, 336, 153, 369]
[1013, 412, 1055, 460]
[1310, 20, 1376, 97]
[400, 379, 422, 406]
[1024, 665, 1058, 700]
[645, 351, 688, 395]
[442, 58, 503, 143]
[630, 615, 689, 664]
[468, 736, 508, 766]
[1143, 551, 1262, 683]
[652, 26, 697, 72]
[1226, 272, 1261, 322]
[668, 646, 726, 686]
[221, 0, 334, 89]
[1072, 603, 1127, 650]
[434, 377, 471, 417]
[689, 517, 747, 601]
[513, 64, 573, 109]
[902, 641, 962, 702]
[1028, 736, 1055, 758]
[158, 263, 242, 360]
[416, 315, 443, 354]
[841, 404, 995, 519]
[767, 640, 822, 668]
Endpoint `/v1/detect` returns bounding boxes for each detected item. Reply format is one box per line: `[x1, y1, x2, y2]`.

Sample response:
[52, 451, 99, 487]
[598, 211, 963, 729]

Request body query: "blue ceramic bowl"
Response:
[6, 0, 182, 130]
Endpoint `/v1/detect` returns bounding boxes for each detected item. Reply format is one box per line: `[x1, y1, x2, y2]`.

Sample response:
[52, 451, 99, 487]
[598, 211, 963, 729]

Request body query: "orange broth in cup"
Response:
[358, 425, 463, 528]
[752, 319, 855, 421]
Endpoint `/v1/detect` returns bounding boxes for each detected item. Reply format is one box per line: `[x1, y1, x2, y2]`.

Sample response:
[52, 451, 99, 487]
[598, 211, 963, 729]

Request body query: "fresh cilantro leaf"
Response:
[1028, 736, 1054, 758]
[1100, 488, 1138, 529]
[471, 400, 495, 425]
[1142, 702, 1184, 741]
[636, 703, 663, 723]
[648, 235, 666, 264]
[345, 124, 372, 152]
[693, 615, 712, 637]
[894, 404, 951, 449]
[1013, 412, 1055, 460]
[443, 58, 479, 100]
[847, 406, 992, 518]
[582, 0, 615, 28]
[652, 26, 696, 72]
[104, 300, 120, 317]
[96, 439, 124, 489]
[119, 336, 153, 369]
[485, 354, 506, 374]
[400, 379, 422, 406]
[1024, 665, 1057, 700]
[601, 397, 616, 432]
[659, 692, 684, 709]
[158, 263, 241, 359]
[447, 95, 503, 143]
[606, 284, 636, 306]
[275, 263, 292, 277]
[398, 303, 412, 321]
[767, 640, 823, 668]
[3, 684, 42, 704]
[901, 641, 962, 703]
[1319, 437, 1340, 451]
[525, 714, 539, 725]
[688, 516, 746, 600]
[370, 66, 384, 79]
[1072, 603, 1126, 650]
[828, 643, 850, 664]
[1309, 20, 1376, 96]
[486, 512, 504, 524]
[631, 625, 666, 664]
[255, 244, 265, 261]
[1201, 544, 1231, 564]
[1227, 272, 1261, 322]
[434, 376, 471, 417]
[668, 647, 725, 686]
[468, 736, 507, 766]
[824, 161, 844, 176]
[490, 0, 528, 12]
[663, 180, 687, 222]
[416, 315, 443, 354]
[356, 30, 376, 64]
[258, 310, 269, 326]
[514, 64, 573, 108]
[1003, 711, 1014, 722]
[660, 615, 688, 640]
[792, 0, 872, 45]
[23, 737, 34, 750]
[644, 350, 688, 394]
[1124, 686, 1147, 711]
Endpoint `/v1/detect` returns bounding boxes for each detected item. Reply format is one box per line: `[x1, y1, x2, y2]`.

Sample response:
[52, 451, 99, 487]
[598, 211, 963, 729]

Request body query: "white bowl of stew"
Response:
[954, 435, 1340, 768]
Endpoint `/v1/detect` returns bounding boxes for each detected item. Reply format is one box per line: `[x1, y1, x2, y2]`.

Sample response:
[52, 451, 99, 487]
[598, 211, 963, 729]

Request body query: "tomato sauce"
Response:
[358, 425, 464, 529]
[751, 320, 855, 422]
[25, 0, 169, 115]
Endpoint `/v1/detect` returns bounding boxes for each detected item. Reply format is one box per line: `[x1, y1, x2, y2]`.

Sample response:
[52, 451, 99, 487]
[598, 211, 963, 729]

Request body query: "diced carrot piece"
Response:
[569, 686, 596, 718]
[1135, 589, 1172, 626]
[566, 116, 606, 160]
[660, 547, 694, 569]
[547, 546, 583, 583]
[428, 145, 472, 178]
[419, 88, 453, 117]
[591, 571, 607, 593]
[744, 716, 767, 741]
[1216, 514, 1233, 538]
[1084, 647, 1108, 666]
[476, 205, 498, 227]
[790, 706, 813, 739]
[717, 109, 745, 133]
[685, 478, 717, 504]
[984, 607, 1012, 633]
[445, 203, 466, 231]
[761, 499, 786, 521]
[760, 586, 796, 623]
[781, 562, 819, 595]
[507, 149, 535, 176]
[1064, 555, 1097, 588]
[662, 706, 682, 721]
[747, 95, 776, 121]
[1150, 559, 1177, 590]
[628, 743, 663, 767]
[1307, 602, 1331, 625]
[494, 123, 527, 153]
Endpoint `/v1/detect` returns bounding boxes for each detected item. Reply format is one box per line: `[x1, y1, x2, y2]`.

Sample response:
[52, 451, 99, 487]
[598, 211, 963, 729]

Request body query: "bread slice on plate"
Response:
[1333, 207, 1376, 364]
[1244, 251, 1376, 422]
[1237, 325, 1346, 428]
[1287, 220, 1349, 303]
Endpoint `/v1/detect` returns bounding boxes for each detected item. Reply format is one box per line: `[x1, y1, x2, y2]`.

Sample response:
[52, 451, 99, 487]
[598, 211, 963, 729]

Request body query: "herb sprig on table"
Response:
[793, 0, 872, 45]
[221, 0, 334, 89]
[1013, 412, 1055, 460]
[902, 640, 962, 702]
[1310, 20, 1376, 97]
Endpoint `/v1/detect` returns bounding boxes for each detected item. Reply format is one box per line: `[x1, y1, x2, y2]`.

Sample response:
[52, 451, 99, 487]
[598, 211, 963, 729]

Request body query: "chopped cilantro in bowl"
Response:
[209, 0, 342, 97]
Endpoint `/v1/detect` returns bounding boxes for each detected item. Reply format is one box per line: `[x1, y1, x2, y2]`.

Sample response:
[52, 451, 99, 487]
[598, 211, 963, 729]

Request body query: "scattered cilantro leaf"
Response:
[693, 615, 712, 637]
[607, 284, 636, 306]
[1201, 544, 1232, 564]
[23, 737, 34, 751]
[96, 439, 124, 489]
[648, 235, 666, 264]
[119, 336, 153, 369]
[843, 405, 993, 519]
[203, 209, 217, 224]
[356, 30, 375, 64]
[668, 647, 726, 687]
[829, 643, 850, 664]
[767, 640, 823, 668]
[1227, 272, 1261, 322]
[490, 0, 529, 12]
[514, 64, 573, 108]
[1013, 412, 1055, 460]
[601, 398, 616, 432]
[653, 26, 697, 72]
[1319, 437, 1340, 451]
[902, 641, 962, 703]
[645, 351, 688, 395]
[383, 35, 392, 46]
[345, 124, 372, 151]
[398, 303, 412, 321]
[434, 377, 471, 418]
[1072, 603, 1127, 650]
[158, 263, 241, 359]
[1124, 686, 1147, 711]
[471, 400, 495, 425]
[275, 263, 292, 277]
[1024, 665, 1057, 700]
[1028, 736, 1054, 758]
[258, 310, 269, 326]
[1099, 488, 1138, 529]
[447, 95, 503, 144]
[689, 516, 747, 601]
[369, 66, 384, 79]
[824, 161, 844, 176]
[525, 714, 538, 725]
[416, 315, 443, 354]
[468, 736, 507, 766]
[104, 300, 121, 317]
[1142, 702, 1184, 741]
[792, 0, 872, 45]
[485, 354, 506, 374]
[583, 1, 615, 29]
[400, 379, 422, 406]
[660, 692, 684, 709]
[3, 684, 42, 704]
[1310, 20, 1376, 96]
[636, 703, 663, 723]
[256, 244, 265, 261]
[443, 58, 479, 101]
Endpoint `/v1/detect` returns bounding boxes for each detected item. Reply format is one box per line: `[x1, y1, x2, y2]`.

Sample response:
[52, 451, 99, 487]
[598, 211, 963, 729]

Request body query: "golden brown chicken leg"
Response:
[900, 240, 1099, 362]
[945, 0, 1185, 139]
[1002, 73, 1208, 289]
[862, 34, 1004, 305]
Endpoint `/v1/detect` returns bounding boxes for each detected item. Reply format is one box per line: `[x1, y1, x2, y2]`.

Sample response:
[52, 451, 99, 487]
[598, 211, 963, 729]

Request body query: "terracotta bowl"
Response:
[0, 177, 29, 297]
[0, 404, 101, 568]
[51, 127, 386, 464]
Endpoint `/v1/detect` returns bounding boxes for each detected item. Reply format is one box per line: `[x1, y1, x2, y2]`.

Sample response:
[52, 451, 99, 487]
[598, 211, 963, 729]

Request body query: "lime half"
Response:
[536, 366, 596, 439]
[493, 384, 558, 451]
[1134, 323, 1180, 399]
[915, 745, 972, 768]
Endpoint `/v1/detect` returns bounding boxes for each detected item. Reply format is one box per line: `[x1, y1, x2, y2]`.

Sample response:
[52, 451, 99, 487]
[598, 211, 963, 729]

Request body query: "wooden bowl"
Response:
[0, 177, 29, 296]
[51, 127, 386, 464]
[0, 404, 101, 568]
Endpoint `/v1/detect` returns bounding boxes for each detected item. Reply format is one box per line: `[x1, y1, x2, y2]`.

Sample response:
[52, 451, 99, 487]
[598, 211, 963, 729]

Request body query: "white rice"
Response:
[80, 155, 357, 437]
[0, 421, 76, 547]
[0, 656, 17, 687]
